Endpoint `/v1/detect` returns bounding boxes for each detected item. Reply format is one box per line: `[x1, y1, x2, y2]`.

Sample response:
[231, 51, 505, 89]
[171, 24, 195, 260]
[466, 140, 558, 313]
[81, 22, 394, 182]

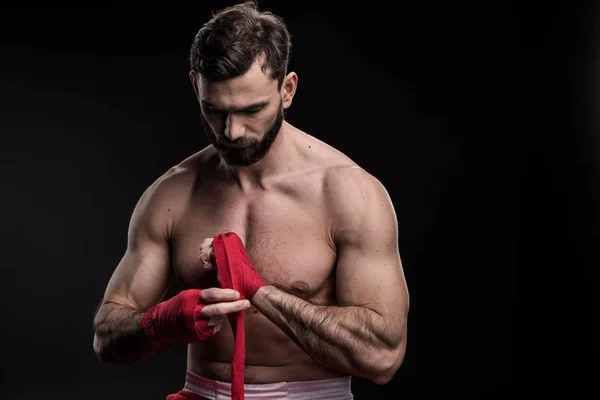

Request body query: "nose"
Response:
[223, 113, 246, 141]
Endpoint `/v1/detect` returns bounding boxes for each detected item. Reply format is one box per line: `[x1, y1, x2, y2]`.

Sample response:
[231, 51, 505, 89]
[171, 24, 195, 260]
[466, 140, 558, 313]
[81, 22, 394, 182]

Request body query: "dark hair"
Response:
[189, 1, 292, 89]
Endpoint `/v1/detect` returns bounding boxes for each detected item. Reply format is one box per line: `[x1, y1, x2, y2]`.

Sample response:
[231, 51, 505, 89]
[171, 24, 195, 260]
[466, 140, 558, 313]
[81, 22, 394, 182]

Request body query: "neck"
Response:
[223, 121, 298, 190]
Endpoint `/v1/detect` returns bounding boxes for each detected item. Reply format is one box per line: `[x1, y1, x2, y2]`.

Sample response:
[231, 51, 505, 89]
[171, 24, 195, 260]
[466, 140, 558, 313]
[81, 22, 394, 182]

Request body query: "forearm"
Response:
[92, 300, 148, 365]
[252, 285, 403, 383]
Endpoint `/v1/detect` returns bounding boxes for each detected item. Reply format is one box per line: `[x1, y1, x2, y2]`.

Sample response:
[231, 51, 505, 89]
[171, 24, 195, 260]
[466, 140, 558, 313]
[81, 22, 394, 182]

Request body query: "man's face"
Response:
[196, 60, 284, 166]
[200, 100, 284, 167]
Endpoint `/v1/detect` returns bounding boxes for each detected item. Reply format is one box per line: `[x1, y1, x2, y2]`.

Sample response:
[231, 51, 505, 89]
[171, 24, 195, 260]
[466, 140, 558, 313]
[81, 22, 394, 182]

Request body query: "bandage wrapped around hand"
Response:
[212, 232, 268, 300]
[140, 289, 215, 353]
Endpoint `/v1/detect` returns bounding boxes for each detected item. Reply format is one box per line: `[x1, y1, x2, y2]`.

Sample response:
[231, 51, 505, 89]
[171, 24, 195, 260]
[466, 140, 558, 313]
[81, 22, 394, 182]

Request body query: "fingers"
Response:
[201, 259, 215, 271]
[200, 287, 240, 303]
[207, 315, 226, 334]
[199, 238, 216, 270]
[200, 299, 251, 318]
[200, 237, 214, 249]
[207, 315, 226, 327]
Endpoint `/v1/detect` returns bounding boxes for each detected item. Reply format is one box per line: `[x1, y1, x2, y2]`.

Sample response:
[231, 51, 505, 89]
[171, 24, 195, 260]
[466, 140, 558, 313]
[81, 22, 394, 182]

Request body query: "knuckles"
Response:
[199, 288, 217, 302]
[199, 238, 217, 270]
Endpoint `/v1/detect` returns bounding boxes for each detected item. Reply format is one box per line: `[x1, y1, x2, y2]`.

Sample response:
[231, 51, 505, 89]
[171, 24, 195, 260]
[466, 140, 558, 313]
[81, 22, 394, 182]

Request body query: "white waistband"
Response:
[182, 370, 354, 399]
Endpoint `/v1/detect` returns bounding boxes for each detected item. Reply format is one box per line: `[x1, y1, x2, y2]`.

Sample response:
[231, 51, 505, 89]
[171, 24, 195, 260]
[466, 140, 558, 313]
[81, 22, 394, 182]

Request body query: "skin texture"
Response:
[93, 57, 409, 385]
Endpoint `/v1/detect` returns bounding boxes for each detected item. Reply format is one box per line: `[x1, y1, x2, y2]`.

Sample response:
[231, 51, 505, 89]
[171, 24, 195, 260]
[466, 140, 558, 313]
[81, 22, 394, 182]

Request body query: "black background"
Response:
[1, 1, 597, 399]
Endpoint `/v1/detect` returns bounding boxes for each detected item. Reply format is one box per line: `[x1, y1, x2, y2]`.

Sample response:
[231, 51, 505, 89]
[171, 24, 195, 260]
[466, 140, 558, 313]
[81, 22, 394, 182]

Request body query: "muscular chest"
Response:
[171, 185, 336, 299]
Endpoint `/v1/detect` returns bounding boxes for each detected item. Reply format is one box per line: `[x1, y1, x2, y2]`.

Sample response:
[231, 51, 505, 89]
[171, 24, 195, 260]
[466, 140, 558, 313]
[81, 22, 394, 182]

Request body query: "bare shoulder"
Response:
[323, 164, 394, 218]
[318, 159, 396, 242]
[304, 134, 382, 199]
[146, 146, 218, 195]
[132, 146, 217, 229]
[296, 132, 396, 235]
[296, 133, 390, 209]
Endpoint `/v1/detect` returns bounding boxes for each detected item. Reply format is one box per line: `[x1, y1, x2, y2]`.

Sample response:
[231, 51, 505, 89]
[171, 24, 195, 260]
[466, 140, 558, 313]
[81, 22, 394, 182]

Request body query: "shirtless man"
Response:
[92, 2, 409, 399]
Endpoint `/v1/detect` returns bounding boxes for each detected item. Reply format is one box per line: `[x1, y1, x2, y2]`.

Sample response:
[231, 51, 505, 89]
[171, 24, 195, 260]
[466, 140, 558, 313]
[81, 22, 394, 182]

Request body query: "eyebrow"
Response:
[201, 100, 269, 113]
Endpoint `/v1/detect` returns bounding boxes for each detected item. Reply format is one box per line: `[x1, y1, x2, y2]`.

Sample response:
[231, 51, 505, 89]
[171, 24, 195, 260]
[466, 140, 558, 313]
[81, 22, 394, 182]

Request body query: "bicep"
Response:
[103, 238, 172, 312]
[332, 170, 409, 322]
[102, 183, 174, 312]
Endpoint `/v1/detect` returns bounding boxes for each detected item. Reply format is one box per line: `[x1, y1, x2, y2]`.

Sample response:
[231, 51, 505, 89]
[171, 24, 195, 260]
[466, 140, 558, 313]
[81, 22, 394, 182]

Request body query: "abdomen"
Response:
[187, 306, 345, 383]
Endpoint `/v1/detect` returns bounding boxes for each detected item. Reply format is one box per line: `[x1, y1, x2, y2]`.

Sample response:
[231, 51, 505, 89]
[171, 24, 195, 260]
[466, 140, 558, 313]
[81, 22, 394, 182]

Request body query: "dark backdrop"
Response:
[1, 1, 596, 399]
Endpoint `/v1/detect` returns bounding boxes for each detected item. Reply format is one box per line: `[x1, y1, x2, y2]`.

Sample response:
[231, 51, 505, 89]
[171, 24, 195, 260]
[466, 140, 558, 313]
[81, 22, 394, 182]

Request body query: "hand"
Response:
[212, 232, 269, 301]
[198, 287, 250, 334]
[140, 288, 250, 350]
[200, 238, 216, 271]
[200, 237, 220, 285]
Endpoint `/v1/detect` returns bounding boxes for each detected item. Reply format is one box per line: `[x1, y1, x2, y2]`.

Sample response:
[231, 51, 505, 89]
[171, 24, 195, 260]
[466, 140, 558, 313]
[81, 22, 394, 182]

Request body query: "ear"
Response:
[281, 72, 298, 109]
[189, 70, 200, 100]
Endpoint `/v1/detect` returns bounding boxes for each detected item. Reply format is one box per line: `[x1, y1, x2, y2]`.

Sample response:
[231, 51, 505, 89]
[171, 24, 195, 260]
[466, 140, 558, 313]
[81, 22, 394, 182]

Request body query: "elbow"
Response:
[93, 332, 123, 365]
[93, 331, 143, 366]
[93, 333, 110, 364]
[367, 342, 407, 385]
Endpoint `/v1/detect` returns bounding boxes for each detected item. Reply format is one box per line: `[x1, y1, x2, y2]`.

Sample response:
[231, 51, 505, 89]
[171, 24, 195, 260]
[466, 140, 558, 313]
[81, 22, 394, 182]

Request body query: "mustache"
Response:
[216, 137, 254, 148]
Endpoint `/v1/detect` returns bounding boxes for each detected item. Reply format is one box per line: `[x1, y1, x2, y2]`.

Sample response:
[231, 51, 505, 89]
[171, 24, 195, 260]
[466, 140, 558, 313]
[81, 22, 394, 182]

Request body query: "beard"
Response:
[201, 102, 285, 167]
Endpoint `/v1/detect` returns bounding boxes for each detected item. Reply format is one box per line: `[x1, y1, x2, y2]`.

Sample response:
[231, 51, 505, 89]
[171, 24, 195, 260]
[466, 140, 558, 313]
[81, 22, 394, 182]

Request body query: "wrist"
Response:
[139, 305, 170, 352]
[251, 284, 275, 303]
[140, 307, 159, 342]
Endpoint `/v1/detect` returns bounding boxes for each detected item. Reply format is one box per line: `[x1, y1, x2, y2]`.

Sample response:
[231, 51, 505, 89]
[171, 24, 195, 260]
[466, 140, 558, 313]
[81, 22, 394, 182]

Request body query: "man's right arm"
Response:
[92, 174, 175, 364]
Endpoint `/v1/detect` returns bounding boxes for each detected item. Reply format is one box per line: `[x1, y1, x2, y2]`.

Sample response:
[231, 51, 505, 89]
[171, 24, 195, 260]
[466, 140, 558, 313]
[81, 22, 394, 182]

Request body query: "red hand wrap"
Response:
[213, 232, 268, 301]
[140, 289, 215, 353]
[212, 232, 268, 400]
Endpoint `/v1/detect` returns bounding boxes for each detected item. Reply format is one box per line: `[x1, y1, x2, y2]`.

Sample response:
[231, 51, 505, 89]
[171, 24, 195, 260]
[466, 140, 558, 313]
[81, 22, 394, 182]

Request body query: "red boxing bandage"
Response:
[140, 289, 215, 353]
[213, 232, 268, 301]
[212, 232, 268, 400]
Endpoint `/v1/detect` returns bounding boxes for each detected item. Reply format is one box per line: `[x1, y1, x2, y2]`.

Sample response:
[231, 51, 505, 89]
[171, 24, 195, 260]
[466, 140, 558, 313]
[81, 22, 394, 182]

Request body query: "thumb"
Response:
[201, 259, 214, 270]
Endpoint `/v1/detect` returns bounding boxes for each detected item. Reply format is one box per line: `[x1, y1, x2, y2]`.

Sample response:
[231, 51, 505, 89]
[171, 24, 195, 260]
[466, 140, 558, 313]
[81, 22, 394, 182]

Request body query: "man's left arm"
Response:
[251, 167, 410, 385]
